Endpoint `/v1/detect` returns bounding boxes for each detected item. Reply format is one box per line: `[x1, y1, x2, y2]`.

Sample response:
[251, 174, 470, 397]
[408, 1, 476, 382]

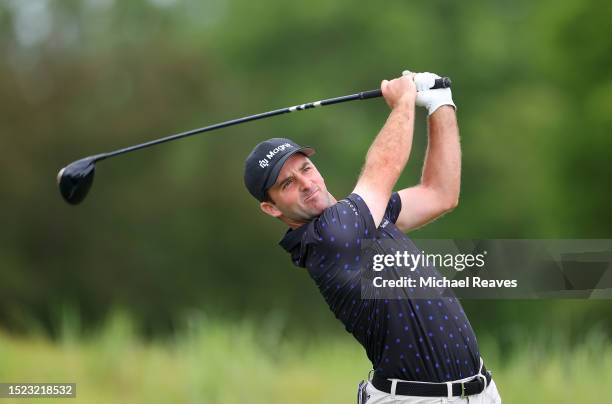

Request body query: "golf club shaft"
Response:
[97, 77, 451, 161]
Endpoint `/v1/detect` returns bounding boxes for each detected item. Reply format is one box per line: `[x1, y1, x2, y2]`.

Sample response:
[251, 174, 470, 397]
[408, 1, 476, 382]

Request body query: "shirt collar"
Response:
[279, 224, 308, 253]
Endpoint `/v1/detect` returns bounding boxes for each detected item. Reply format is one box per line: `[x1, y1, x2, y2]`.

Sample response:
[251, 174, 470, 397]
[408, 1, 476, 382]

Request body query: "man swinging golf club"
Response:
[244, 71, 502, 403]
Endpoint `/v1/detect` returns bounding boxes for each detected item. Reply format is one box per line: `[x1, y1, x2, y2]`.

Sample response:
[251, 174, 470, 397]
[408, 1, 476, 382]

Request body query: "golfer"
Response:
[244, 71, 502, 403]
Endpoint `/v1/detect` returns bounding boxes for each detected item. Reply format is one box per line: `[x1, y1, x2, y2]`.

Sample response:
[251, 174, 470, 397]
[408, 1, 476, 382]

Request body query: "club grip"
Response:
[359, 89, 383, 99]
[433, 77, 452, 89]
[359, 77, 451, 100]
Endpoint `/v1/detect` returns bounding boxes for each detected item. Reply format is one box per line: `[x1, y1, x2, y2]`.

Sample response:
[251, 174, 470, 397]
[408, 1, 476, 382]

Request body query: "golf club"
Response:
[57, 77, 451, 205]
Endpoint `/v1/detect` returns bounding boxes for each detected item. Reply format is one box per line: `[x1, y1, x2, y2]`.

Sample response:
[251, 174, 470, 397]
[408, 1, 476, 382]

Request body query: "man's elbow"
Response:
[440, 194, 459, 213]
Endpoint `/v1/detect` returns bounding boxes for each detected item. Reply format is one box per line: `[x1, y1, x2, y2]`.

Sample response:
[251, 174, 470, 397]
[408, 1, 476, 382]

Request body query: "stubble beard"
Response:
[286, 190, 334, 223]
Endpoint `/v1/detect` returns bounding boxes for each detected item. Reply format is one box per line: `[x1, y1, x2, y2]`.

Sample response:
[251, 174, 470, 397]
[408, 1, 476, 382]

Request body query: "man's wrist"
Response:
[428, 103, 456, 116]
[428, 105, 457, 127]
[392, 97, 416, 113]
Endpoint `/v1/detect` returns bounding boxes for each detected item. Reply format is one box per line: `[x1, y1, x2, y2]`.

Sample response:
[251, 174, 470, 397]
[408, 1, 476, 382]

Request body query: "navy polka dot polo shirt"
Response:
[279, 193, 481, 382]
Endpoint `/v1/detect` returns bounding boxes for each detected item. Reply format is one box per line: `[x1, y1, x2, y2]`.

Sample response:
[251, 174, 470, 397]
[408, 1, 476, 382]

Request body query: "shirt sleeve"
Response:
[294, 193, 401, 271]
[309, 195, 370, 247]
[308, 192, 403, 246]
[344, 192, 403, 230]
[383, 192, 402, 223]
[296, 194, 373, 273]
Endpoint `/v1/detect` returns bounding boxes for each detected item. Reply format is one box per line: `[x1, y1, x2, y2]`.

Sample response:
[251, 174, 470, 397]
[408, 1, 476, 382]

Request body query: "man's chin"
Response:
[308, 199, 331, 217]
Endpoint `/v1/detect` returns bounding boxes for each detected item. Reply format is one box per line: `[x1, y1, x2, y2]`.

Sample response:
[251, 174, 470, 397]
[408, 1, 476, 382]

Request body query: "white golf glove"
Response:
[403, 70, 456, 116]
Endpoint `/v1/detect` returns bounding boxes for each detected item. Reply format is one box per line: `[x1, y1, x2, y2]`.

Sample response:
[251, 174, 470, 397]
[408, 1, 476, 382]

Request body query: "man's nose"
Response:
[296, 173, 311, 191]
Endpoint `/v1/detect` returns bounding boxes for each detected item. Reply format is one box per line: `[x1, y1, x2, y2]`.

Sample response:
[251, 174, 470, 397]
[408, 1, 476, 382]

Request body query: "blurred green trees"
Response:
[0, 0, 611, 339]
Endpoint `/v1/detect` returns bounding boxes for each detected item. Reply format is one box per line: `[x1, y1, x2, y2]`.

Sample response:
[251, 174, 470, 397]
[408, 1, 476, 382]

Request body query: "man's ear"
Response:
[260, 201, 282, 218]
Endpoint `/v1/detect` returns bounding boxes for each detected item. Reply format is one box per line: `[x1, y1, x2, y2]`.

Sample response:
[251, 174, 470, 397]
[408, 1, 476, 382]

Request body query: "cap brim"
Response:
[262, 146, 315, 193]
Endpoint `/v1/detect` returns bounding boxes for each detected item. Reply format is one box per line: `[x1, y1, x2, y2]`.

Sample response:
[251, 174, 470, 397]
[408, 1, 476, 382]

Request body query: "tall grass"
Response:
[0, 311, 611, 403]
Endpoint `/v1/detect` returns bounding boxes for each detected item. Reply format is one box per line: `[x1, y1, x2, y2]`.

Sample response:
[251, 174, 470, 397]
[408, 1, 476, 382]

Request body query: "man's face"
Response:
[261, 153, 333, 225]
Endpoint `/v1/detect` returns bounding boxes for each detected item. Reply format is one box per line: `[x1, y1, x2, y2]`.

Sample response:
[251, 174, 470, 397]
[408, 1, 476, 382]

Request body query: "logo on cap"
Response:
[259, 159, 269, 168]
[265, 143, 293, 160]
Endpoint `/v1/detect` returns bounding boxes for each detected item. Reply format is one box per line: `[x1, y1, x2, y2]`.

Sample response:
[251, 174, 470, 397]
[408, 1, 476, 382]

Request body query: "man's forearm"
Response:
[361, 103, 415, 188]
[420, 106, 461, 206]
[353, 74, 416, 227]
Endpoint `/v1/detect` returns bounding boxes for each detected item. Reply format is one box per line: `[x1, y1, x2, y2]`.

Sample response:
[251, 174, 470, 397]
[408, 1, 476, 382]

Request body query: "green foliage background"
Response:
[1, 0, 611, 397]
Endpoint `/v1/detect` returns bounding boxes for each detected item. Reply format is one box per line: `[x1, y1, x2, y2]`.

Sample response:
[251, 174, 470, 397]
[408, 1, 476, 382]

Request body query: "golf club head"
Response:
[57, 157, 96, 205]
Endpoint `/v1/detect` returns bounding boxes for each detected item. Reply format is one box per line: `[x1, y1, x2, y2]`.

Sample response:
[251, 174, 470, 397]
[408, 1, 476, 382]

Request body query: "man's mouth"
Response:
[304, 187, 320, 202]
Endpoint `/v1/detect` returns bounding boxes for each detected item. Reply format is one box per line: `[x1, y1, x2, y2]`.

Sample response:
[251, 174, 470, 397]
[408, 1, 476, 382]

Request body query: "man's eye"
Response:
[282, 179, 292, 189]
[303, 166, 311, 172]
